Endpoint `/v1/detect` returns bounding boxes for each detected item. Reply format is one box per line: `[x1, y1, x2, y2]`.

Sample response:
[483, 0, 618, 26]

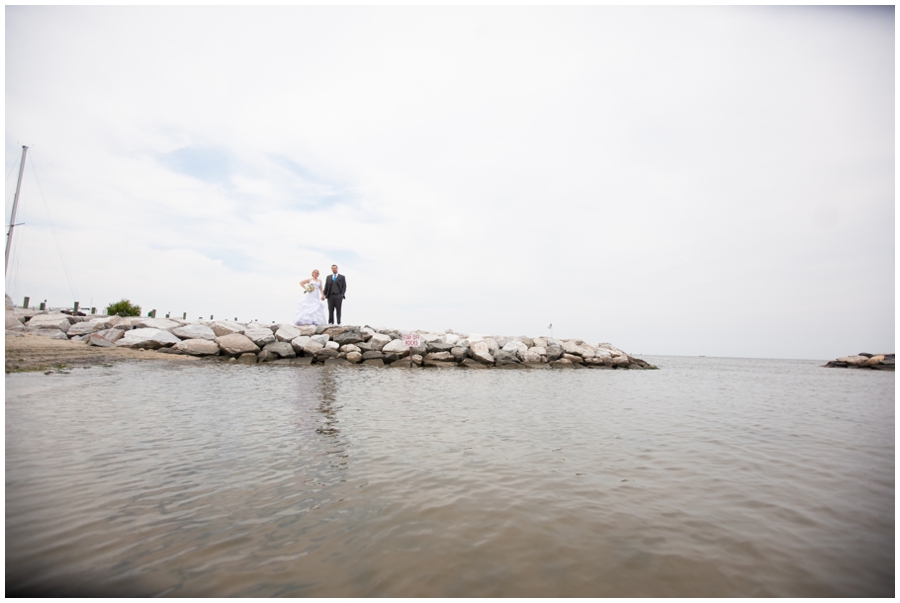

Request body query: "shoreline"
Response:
[6, 308, 657, 372]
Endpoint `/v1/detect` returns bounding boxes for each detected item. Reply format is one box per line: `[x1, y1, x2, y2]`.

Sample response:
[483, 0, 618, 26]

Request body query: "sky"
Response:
[4, 6, 894, 360]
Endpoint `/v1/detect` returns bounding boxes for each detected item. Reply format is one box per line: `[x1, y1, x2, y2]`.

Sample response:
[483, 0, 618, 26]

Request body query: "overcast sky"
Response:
[5, 6, 894, 359]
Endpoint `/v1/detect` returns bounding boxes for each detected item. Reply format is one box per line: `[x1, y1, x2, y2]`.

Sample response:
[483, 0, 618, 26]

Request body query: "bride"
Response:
[292, 269, 327, 326]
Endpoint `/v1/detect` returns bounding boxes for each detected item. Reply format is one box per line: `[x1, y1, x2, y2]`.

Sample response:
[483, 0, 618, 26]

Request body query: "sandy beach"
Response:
[5, 331, 200, 373]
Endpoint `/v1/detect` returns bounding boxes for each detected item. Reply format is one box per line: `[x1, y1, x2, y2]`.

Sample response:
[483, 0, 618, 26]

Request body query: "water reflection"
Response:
[5, 359, 895, 597]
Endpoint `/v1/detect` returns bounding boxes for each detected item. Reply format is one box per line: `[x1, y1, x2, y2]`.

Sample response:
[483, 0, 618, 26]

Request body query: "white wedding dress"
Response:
[293, 281, 327, 326]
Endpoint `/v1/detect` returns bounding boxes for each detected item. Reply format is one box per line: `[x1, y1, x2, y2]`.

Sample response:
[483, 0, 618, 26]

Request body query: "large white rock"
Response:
[86, 333, 115, 347]
[597, 343, 626, 356]
[244, 328, 276, 346]
[484, 338, 499, 354]
[443, 333, 460, 345]
[27, 314, 72, 332]
[210, 320, 245, 337]
[275, 325, 303, 342]
[299, 338, 324, 355]
[562, 341, 583, 355]
[65, 322, 96, 336]
[116, 328, 181, 349]
[528, 346, 547, 356]
[520, 351, 543, 363]
[502, 340, 528, 354]
[340, 344, 361, 354]
[67, 317, 115, 336]
[215, 333, 260, 355]
[531, 338, 548, 348]
[325, 341, 340, 351]
[382, 339, 410, 354]
[836, 355, 869, 366]
[470, 340, 494, 365]
[290, 335, 312, 352]
[173, 324, 218, 341]
[420, 332, 442, 343]
[171, 339, 221, 356]
[136, 317, 180, 331]
[311, 334, 330, 345]
[95, 328, 125, 343]
[262, 342, 297, 358]
[296, 325, 318, 337]
[369, 333, 392, 351]
[6, 313, 24, 331]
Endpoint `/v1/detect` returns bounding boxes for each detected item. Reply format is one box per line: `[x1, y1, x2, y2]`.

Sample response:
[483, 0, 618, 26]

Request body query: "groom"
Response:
[323, 264, 347, 325]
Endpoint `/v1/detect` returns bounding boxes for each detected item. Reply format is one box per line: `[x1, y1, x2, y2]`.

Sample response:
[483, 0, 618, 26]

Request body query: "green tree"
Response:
[106, 299, 142, 317]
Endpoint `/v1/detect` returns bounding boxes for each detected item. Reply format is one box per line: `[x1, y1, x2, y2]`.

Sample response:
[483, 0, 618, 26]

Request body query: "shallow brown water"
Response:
[6, 356, 894, 596]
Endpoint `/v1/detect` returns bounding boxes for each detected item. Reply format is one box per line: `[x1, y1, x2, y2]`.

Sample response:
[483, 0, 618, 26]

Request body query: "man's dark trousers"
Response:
[327, 296, 342, 325]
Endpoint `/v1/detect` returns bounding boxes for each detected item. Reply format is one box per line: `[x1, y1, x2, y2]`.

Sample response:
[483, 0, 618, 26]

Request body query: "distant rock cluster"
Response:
[824, 353, 894, 371]
[5, 302, 656, 370]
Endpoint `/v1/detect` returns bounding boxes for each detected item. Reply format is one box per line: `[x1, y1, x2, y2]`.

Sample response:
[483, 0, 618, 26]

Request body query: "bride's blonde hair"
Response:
[312, 269, 319, 276]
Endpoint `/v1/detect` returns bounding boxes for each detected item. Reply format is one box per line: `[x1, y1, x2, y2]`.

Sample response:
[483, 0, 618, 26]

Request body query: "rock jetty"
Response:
[824, 353, 894, 371]
[5, 306, 656, 370]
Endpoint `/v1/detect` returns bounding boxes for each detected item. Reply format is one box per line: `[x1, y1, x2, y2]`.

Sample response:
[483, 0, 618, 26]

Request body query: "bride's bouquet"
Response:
[304, 284, 315, 294]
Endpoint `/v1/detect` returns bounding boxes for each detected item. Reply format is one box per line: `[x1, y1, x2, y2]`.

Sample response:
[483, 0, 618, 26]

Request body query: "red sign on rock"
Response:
[402, 333, 421, 347]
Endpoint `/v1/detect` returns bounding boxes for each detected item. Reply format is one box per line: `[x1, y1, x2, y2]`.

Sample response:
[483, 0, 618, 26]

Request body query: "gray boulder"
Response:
[369, 333, 392, 351]
[136, 317, 180, 331]
[494, 350, 520, 364]
[95, 328, 125, 343]
[275, 325, 303, 342]
[26, 314, 71, 332]
[244, 327, 277, 346]
[426, 341, 455, 353]
[383, 339, 410, 355]
[520, 351, 543, 363]
[470, 341, 494, 365]
[545, 346, 564, 361]
[333, 330, 363, 345]
[315, 348, 340, 361]
[262, 341, 296, 358]
[116, 328, 181, 349]
[86, 333, 115, 347]
[502, 340, 528, 354]
[6, 314, 24, 331]
[173, 324, 218, 341]
[211, 320, 246, 337]
[461, 358, 488, 369]
[171, 339, 220, 356]
[215, 333, 260, 355]
[297, 338, 324, 355]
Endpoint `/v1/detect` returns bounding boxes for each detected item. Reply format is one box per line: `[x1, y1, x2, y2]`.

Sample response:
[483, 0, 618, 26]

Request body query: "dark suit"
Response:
[323, 274, 347, 324]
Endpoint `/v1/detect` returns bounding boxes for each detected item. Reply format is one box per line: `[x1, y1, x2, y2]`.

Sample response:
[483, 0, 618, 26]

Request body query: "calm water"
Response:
[6, 356, 894, 596]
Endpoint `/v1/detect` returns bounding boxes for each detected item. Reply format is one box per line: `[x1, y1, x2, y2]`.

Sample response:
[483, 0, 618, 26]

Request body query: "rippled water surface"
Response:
[6, 356, 894, 596]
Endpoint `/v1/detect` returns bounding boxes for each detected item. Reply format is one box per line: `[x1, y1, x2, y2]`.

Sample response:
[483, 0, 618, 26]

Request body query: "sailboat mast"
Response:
[5, 145, 28, 274]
